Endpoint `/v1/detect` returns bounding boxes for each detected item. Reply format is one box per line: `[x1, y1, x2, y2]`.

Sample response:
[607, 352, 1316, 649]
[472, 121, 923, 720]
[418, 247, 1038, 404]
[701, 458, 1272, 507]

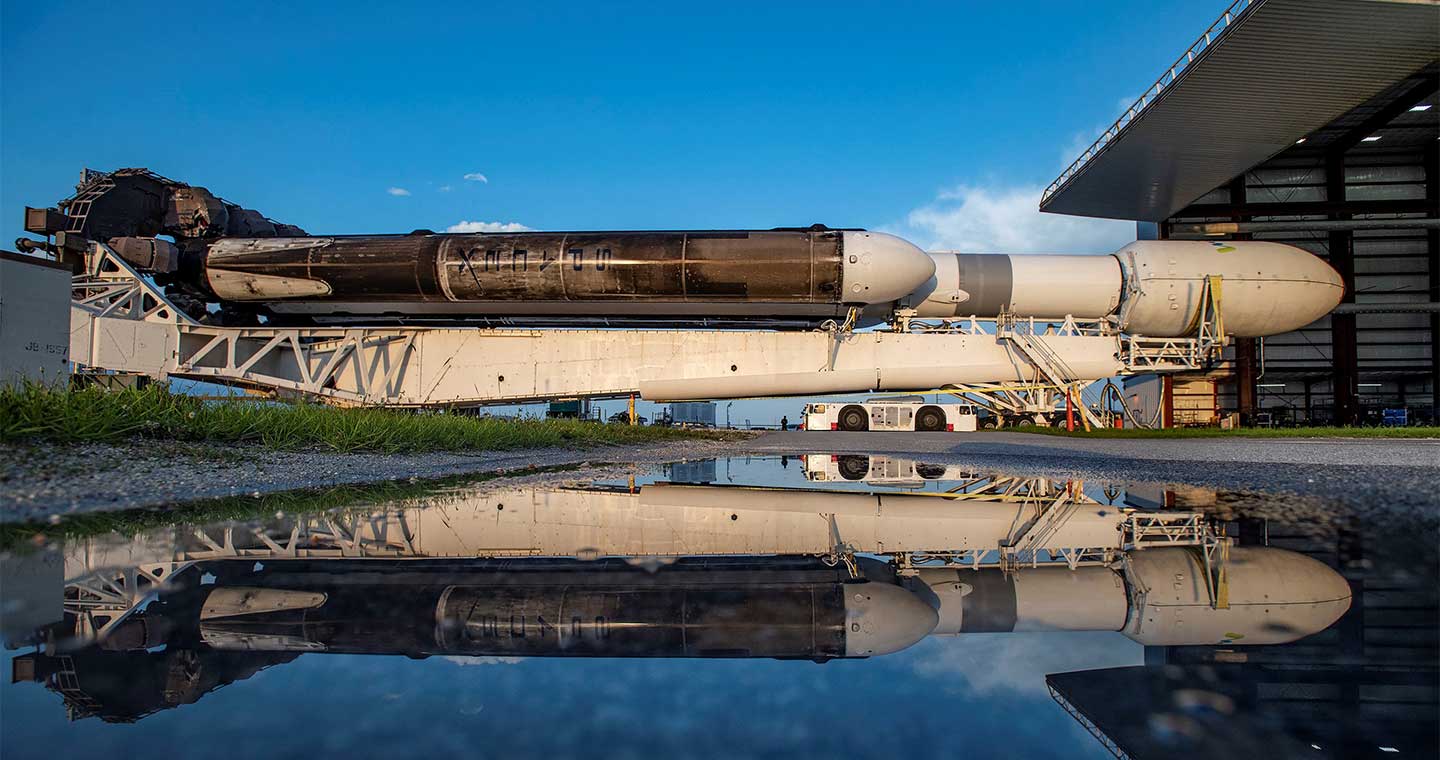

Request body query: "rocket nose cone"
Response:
[1222, 242, 1346, 337]
[1217, 547, 1353, 645]
[1249, 547, 1353, 640]
[1278, 248, 1346, 332]
[840, 231, 936, 304]
[842, 581, 939, 657]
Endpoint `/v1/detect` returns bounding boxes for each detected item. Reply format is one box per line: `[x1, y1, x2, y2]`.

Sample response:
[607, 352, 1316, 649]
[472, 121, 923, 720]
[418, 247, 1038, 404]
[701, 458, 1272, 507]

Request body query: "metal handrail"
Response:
[1041, 0, 1260, 204]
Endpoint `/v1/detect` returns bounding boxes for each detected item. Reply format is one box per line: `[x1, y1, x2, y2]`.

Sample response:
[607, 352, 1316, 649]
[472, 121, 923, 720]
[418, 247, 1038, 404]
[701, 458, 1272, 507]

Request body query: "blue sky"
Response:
[2, 1, 1225, 422]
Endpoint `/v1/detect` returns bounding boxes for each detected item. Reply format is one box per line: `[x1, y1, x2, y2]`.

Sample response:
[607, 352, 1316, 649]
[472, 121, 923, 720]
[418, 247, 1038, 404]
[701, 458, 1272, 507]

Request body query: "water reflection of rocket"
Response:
[3, 469, 1355, 722]
[7, 548, 1350, 723]
[127, 557, 934, 661]
[79, 544, 1347, 665]
[907, 547, 1352, 646]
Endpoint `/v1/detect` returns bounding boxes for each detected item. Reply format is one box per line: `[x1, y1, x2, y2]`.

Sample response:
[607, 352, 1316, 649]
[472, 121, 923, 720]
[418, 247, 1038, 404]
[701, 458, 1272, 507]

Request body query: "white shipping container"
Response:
[1, 252, 71, 388]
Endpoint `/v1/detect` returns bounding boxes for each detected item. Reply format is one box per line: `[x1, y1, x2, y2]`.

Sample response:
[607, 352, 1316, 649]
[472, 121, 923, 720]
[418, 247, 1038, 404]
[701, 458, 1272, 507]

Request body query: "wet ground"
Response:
[5, 430, 1436, 518]
[752, 431, 1440, 510]
[1, 452, 1436, 758]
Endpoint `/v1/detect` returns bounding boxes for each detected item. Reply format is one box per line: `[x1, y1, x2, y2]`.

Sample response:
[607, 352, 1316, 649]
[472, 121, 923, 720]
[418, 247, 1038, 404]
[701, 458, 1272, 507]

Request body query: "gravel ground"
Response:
[0, 438, 756, 521]
[3, 430, 1435, 521]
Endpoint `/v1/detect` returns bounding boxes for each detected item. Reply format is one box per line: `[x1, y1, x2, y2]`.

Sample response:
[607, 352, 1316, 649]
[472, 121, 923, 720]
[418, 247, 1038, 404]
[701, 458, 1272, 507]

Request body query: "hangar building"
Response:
[1043, 0, 1440, 426]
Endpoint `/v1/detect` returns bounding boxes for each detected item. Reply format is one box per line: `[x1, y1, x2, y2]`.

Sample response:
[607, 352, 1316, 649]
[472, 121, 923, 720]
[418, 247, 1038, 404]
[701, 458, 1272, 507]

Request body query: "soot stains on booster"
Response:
[205, 229, 845, 305]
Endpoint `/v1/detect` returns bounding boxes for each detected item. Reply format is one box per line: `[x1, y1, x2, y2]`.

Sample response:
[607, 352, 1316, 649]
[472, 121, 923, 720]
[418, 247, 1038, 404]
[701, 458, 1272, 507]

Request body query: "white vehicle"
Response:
[801, 396, 978, 432]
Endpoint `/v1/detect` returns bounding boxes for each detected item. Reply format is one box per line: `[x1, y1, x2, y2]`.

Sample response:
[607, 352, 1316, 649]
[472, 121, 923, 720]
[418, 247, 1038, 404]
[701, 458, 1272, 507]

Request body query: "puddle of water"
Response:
[1, 454, 1435, 758]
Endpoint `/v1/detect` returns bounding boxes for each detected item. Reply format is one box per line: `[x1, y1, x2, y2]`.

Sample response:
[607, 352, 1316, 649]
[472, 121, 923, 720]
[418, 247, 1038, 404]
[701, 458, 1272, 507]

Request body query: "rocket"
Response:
[188, 234, 1343, 336]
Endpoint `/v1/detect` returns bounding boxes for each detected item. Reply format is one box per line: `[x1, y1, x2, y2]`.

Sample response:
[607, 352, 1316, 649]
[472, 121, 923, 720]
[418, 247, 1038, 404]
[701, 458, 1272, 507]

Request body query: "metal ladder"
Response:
[53, 655, 101, 720]
[997, 316, 1105, 429]
[61, 171, 117, 234]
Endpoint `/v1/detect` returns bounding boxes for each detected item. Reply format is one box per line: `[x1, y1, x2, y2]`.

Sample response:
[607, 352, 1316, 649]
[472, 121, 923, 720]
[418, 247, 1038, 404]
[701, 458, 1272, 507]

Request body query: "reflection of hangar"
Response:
[1047, 512, 1438, 759]
[1043, 0, 1440, 425]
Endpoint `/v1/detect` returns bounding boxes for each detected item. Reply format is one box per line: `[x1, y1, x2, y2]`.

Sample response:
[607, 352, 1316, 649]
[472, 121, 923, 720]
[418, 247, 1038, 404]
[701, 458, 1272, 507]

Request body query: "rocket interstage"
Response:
[905, 240, 1345, 338]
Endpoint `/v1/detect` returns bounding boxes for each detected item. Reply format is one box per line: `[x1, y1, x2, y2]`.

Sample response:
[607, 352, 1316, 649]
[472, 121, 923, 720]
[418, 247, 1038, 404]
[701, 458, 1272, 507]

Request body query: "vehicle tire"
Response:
[836, 455, 871, 481]
[838, 405, 869, 431]
[916, 406, 946, 432]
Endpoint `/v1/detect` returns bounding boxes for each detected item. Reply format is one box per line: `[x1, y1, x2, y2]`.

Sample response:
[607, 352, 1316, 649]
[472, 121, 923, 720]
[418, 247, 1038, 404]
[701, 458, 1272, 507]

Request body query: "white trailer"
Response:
[801, 396, 978, 432]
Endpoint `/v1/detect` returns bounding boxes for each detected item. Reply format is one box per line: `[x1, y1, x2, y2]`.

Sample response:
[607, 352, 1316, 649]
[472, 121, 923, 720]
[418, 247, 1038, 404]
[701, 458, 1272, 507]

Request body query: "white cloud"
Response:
[1059, 129, 1101, 167]
[900, 183, 1135, 254]
[386, 187, 411, 197]
[445, 220, 533, 233]
[438, 185, 453, 192]
[1056, 94, 1145, 172]
[911, 632, 1143, 696]
[441, 656, 525, 667]
[463, 172, 489, 183]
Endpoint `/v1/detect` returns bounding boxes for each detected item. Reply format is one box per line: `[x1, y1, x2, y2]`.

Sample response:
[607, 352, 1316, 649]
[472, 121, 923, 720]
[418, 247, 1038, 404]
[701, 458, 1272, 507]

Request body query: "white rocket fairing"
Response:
[909, 547, 1352, 647]
[904, 240, 1345, 337]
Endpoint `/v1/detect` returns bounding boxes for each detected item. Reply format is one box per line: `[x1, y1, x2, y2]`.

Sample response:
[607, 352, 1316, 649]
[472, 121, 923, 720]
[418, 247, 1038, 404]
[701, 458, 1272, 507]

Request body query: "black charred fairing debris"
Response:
[22, 168, 303, 269]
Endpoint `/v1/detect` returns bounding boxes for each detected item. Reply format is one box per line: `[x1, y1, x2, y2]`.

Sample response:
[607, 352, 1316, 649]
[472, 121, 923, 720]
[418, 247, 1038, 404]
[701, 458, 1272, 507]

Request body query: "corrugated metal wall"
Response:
[1164, 80, 1437, 425]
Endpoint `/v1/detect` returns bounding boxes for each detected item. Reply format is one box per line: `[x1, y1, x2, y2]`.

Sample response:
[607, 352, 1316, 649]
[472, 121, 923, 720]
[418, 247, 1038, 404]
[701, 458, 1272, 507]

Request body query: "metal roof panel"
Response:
[1041, 0, 1440, 222]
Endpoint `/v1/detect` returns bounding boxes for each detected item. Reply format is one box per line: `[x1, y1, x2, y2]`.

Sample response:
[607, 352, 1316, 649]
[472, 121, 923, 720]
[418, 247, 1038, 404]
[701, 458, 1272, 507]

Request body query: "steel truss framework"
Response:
[890, 473, 1223, 575]
[50, 475, 1232, 650]
[897, 294, 1228, 429]
[1047, 683, 1134, 760]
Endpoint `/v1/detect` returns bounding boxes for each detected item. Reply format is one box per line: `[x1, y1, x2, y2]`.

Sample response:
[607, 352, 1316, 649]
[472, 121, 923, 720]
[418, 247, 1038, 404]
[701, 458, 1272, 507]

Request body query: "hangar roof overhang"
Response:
[1039, 0, 1440, 223]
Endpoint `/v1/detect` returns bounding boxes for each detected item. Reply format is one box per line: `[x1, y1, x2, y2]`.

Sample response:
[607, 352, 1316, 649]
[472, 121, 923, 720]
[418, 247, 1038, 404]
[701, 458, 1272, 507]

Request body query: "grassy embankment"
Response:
[0, 383, 728, 452]
[1002, 424, 1440, 439]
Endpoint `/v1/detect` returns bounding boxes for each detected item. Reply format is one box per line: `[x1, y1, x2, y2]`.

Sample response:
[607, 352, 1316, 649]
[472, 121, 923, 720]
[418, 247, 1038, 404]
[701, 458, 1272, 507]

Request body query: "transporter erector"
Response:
[21, 168, 1342, 336]
[17, 168, 1347, 407]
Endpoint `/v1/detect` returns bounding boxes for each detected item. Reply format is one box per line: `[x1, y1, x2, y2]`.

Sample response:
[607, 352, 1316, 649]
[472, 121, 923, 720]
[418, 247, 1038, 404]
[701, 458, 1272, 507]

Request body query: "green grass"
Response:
[1000, 424, 1440, 439]
[0, 383, 732, 452]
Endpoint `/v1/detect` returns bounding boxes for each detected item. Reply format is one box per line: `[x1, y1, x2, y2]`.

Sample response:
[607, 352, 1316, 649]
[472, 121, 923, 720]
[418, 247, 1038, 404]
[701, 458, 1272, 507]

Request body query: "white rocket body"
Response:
[907, 546, 1352, 647]
[904, 240, 1344, 338]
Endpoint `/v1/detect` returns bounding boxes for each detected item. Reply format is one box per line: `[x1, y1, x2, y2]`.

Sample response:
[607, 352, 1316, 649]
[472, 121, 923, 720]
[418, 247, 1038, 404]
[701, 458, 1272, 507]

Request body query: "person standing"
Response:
[780, 415, 789, 431]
